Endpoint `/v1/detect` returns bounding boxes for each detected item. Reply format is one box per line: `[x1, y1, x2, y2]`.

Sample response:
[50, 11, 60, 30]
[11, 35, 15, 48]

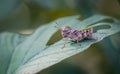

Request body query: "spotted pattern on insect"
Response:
[61, 27, 93, 41]
[55, 23, 93, 48]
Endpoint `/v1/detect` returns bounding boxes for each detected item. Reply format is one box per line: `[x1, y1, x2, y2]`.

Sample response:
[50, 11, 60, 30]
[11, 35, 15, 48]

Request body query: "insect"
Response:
[55, 23, 93, 48]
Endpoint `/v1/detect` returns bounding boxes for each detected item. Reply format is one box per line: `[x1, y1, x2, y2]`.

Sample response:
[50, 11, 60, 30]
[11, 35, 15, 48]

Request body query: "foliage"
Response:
[0, 14, 120, 74]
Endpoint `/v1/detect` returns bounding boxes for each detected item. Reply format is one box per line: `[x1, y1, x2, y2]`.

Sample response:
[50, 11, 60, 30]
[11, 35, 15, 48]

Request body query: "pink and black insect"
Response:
[55, 23, 93, 48]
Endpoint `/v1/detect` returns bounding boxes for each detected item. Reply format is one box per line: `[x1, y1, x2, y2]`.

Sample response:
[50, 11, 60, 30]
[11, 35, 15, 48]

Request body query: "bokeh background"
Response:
[0, 0, 120, 74]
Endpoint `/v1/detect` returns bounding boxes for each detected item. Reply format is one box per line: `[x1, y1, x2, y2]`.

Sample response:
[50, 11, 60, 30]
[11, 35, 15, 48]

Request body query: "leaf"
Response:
[0, 32, 28, 74]
[0, 14, 120, 74]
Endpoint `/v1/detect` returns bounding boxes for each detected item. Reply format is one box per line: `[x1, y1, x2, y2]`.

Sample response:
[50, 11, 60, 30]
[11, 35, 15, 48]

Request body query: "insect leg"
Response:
[77, 40, 81, 46]
[62, 38, 68, 49]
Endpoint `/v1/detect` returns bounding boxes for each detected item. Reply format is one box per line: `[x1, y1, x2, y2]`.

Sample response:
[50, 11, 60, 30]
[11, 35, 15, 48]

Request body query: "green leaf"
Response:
[0, 32, 28, 74]
[0, 14, 120, 74]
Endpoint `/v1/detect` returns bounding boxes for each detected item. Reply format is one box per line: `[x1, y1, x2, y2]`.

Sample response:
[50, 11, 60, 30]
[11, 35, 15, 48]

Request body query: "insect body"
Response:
[61, 27, 93, 41]
[55, 23, 93, 48]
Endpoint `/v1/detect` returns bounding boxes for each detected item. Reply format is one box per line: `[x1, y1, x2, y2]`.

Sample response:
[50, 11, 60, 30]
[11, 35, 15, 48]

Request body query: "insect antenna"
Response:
[54, 22, 61, 28]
